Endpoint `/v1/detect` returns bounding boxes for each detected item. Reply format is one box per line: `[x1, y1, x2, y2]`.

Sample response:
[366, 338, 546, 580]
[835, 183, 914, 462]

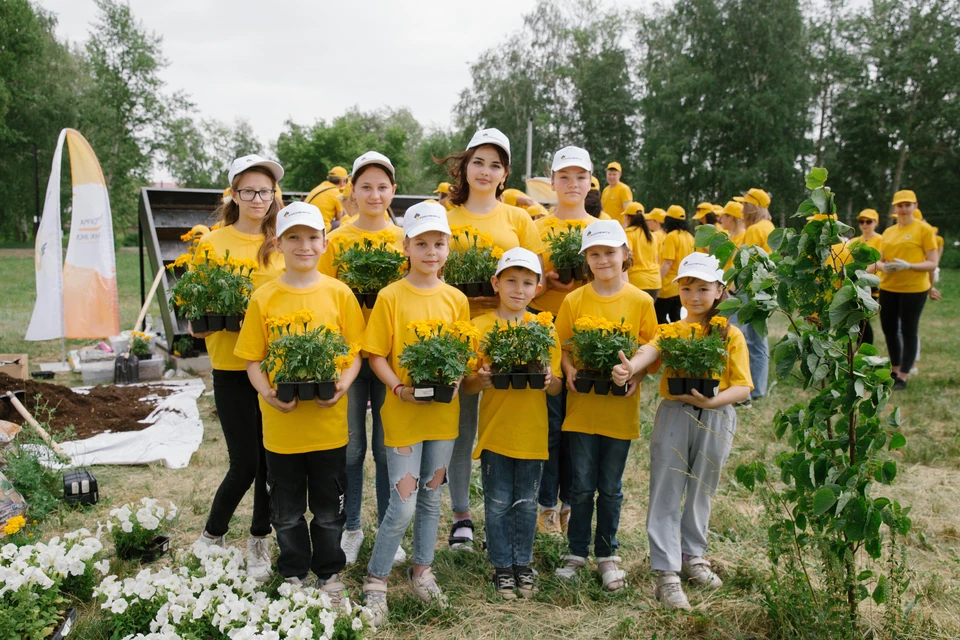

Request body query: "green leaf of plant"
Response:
[812, 487, 838, 516]
[889, 433, 906, 450]
[806, 167, 828, 189]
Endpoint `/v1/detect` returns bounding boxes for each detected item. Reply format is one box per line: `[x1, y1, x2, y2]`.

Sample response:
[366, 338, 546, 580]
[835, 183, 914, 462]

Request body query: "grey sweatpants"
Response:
[647, 400, 736, 572]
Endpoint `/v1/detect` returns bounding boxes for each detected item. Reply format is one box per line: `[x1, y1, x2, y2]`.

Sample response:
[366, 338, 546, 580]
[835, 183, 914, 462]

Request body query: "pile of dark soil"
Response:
[0, 372, 173, 440]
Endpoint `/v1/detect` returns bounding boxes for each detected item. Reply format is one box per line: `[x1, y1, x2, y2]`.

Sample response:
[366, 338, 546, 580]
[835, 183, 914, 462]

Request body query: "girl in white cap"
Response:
[553, 219, 657, 592]
[193, 155, 286, 581]
[438, 128, 544, 551]
[612, 253, 753, 610]
[360, 202, 470, 626]
[319, 152, 406, 567]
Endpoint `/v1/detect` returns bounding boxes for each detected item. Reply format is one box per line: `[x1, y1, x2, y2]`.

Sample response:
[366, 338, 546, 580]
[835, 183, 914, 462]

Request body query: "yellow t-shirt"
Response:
[648, 321, 753, 400]
[318, 222, 404, 322]
[471, 312, 562, 460]
[531, 213, 610, 316]
[659, 230, 696, 298]
[853, 234, 883, 254]
[879, 220, 937, 293]
[446, 203, 544, 316]
[304, 181, 343, 232]
[600, 182, 633, 223]
[233, 276, 365, 454]
[526, 203, 549, 219]
[654, 229, 666, 245]
[743, 219, 776, 254]
[195, 226, 285, 371]
[555, 284, 658, 440]
[626, 226, 661, 291]
[361, 278, 471, 447]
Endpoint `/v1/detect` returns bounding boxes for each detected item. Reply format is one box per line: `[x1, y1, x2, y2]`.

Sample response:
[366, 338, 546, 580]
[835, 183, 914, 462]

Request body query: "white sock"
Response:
[452, 518, 473, 540]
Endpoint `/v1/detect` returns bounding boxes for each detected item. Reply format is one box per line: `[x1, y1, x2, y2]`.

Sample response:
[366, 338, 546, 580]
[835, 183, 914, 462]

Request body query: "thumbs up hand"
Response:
[612, 350, 634, 386]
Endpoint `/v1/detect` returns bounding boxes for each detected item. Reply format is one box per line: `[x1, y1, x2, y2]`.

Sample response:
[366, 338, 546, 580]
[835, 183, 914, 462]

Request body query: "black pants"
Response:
[655, 295, 682, 324]
[266, 446, 347, 581]
[859, 318, 874, 346]
[643, 289, 660, 301]
[205, 370, 271, 538]
[879, 289, 928, 372]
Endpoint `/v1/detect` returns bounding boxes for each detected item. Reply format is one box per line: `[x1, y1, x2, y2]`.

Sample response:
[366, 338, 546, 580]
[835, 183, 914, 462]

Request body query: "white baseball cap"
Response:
[673, 253, 724, 283]
[276, 201, 325, 237]
[552, 146, 593, 173]
[495, 247, 542, 277]
[403, 202, 451, 238]
[352, 151, 395, 179]
[579, 220, 628, 253]
[228, 154, 284, 185]
[467, 128, 511, 162]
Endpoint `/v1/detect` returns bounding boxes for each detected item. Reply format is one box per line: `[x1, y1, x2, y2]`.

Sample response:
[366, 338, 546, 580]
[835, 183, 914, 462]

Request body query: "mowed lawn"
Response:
[2, 248, 959, 639]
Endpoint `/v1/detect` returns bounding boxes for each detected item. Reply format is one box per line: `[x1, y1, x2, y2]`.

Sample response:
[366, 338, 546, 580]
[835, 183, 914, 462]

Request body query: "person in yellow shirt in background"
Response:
[234, 200, 365, 600]
[463, 247, 563, 600]
[503, 188, 549, 219]
[646, 208, 667, 244]
[656, 205, 695, 324]
[719, 201, 746, 252]
[849, 208, 883, 346]
[601, 161, 633, 224]
[624, 202, 661, 299]
[876, 190, 939, 391]
[193, 155, 286, 582]
[434, 182, 454, 211]
[692, 202, 720, 253]
[304, 166, 348, 232]
[590, 176, 601, 192]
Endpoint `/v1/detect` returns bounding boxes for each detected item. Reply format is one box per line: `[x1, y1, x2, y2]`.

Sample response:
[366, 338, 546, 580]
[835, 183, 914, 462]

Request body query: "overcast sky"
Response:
[36, 0, 545, 150]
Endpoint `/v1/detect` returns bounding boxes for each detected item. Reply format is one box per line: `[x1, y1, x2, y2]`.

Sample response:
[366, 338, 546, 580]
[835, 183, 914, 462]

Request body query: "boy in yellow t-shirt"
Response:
[234, 202, 364, 599]
[463, 248, 562, 599]
[601, 161, 633, 224]
[656, 205, 696, 323]
[554, 220, 658, 593]
[359, 202, 470, 627]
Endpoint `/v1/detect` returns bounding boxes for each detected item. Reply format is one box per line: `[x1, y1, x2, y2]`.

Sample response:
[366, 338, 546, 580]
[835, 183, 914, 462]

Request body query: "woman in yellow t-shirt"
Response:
[876, 190, 939, 390]
[437, 128, 543, 547]
[192, 155, 285, 580]
[656, 205, 695, 324]
[624, 202, 661, 298]
[851, 208, 883, 346]
[719, 201, 746, 268]
[319, 152, 406, 566]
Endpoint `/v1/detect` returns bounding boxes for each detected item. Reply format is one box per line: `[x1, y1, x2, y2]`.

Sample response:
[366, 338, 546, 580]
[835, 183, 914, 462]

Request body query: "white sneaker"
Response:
[318, 573, 347, 610]
[392, 544, 407, 567]
[362, 577, 389, 628]
[680, 556, 722, 589]
[197, 531, 225, 547]
[245, 536, 273, 582]
[341, 529, 364, 565]
[655, 572, 692, 610]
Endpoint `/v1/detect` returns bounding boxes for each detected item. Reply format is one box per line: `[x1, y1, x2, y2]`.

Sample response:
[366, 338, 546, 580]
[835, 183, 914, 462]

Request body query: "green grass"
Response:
[3, 247, 960, 639]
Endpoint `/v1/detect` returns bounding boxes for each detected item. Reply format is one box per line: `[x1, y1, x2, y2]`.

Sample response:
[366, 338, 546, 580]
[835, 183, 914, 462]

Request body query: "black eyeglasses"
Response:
[236, 189, 275, 202]
[857, 219, 875, 224]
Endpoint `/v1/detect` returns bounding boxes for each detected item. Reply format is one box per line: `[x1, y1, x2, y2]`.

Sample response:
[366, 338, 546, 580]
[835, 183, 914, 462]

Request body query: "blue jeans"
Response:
[539, 390, 572, 508]
[345, 358, 389, 531]
[366, 439, 456, 579]
[731, 293, 769, 399]
[481, 451, 543, 569]
[566, 432, 631, 559]
[448, 391, 479, 514]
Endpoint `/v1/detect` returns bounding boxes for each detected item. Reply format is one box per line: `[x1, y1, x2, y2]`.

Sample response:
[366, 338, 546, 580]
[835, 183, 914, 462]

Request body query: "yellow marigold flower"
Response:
[710, 316, 728, 328]
[575, 316, 598, 332]
[294, 310, 316, 325]
[535, 312, 554, 327]
[564, 219, 588, 229]
[451, 320, 480, 340]
[522, 312, 536, 323]
[3, 515, 25, 535]
[377, 229, 398, 245]
[197, 242, 215, 257]
[491, 247, 504, 259]
[334, 354, 355, 371]
[478, 232, 494, 247]
[467, 357, 479, 372]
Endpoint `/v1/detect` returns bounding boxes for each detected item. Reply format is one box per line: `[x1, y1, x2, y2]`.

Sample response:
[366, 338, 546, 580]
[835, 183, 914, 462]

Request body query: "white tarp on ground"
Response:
[32, 378, 205, 470]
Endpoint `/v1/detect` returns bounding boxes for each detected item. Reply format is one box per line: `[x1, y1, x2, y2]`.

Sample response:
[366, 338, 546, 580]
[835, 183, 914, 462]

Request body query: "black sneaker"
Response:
[735, 399, 753, 410]
[514, 565, 538, 599]
[493, 568, 517, 599]
[448, 519, 475, 552]
[893, 377, 907, 391]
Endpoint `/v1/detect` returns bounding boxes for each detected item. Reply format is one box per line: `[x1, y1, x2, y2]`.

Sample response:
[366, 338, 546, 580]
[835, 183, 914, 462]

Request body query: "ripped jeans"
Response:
[366, 438, 455, 579]
[481, 451, 543, 569]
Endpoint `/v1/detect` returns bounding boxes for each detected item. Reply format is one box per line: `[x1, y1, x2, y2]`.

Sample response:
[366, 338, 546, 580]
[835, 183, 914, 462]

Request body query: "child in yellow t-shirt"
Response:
[462, 247, 563, 599]
[656, 205, 695, 323]
[554, 220, 658, 593]
[613, 253, 752, 610]
[359, 202, 470, 627]
[624, 202, 661, 298]
[234, 201, 364, 600]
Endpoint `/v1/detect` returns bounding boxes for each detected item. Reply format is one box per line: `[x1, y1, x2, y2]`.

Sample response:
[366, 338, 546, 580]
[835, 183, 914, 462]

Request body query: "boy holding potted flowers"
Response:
[463, 247, 562, 599]
[234, 201, 365, 600]
[553, 219, 658, 592]
[360, 202, 471, 626]
[612, 253, 752, 609]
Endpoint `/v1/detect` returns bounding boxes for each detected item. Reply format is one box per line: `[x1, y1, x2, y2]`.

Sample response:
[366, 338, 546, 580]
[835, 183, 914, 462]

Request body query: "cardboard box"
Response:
[0, 354, 28, 380]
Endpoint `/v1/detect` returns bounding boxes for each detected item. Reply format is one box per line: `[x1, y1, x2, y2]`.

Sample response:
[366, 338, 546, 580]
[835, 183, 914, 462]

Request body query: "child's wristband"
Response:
[392, 383, 404, 399]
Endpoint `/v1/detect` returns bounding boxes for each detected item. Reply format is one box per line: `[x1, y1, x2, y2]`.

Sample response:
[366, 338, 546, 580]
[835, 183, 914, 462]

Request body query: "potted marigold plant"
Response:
[129, 331, 153, 359]
[545, 218, 590, 283]
[565, 315, 638, 396]
[481, 311, 556, 390]
[657, 316, 728, 397]
[260, 310, 357, 402]
[107, 497, 179, 562]
[167, 245, 257, 332]
[399, 320, 479, 403]
[333, 230, 406, 308]
[445, 225, 503, 296]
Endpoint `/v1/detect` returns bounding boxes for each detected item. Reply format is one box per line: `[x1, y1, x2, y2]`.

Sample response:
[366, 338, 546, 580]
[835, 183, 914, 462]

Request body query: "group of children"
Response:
[191, 131, 755, 628]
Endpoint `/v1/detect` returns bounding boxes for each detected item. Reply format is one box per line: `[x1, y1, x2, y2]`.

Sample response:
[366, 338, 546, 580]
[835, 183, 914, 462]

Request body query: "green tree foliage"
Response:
[163, 118, 263, 188]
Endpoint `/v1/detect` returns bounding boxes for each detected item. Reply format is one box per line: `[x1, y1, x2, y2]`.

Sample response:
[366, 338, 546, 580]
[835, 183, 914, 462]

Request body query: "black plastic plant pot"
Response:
[511, 373, 529, 389]
[207, 314, 226, 331]
[136, 353, 153, 360]
[611, 381, 628, 397]
[190, 315, 209, 333]
[687, 377, 720, 398]
[297, 381, 317, 401]
[413, 382, 455, 403]
[50, 607, 77, 640]
[464, 282, 482, 297]
[556, 267, 574, 284]
[593, 379, 612, 395]
[364, 291, 379, 309]
[183, 350, 199, 358]
[573, 374, 593, 394]
[118, 535, 170, 562]
[353, 289, 365, 308]
[528, 373, 547, 390]
[667, 377, 686, 396]
[317, 380, 337, 401]
[276, 382, 297, 403]
[225, 315, 243, 331]
[481, 281, 496, 297]
[574, 264, 589, 281]
[491, 373, 511, 390]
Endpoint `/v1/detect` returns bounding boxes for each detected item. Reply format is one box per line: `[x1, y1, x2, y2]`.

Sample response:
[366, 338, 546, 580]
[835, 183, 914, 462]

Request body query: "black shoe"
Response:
[493, 568, 517, 599]
[448, 519, 475, 551]
[893, 377, 907, 391]
[514, 565, 538, 599]
[735, 399, 753, 409]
